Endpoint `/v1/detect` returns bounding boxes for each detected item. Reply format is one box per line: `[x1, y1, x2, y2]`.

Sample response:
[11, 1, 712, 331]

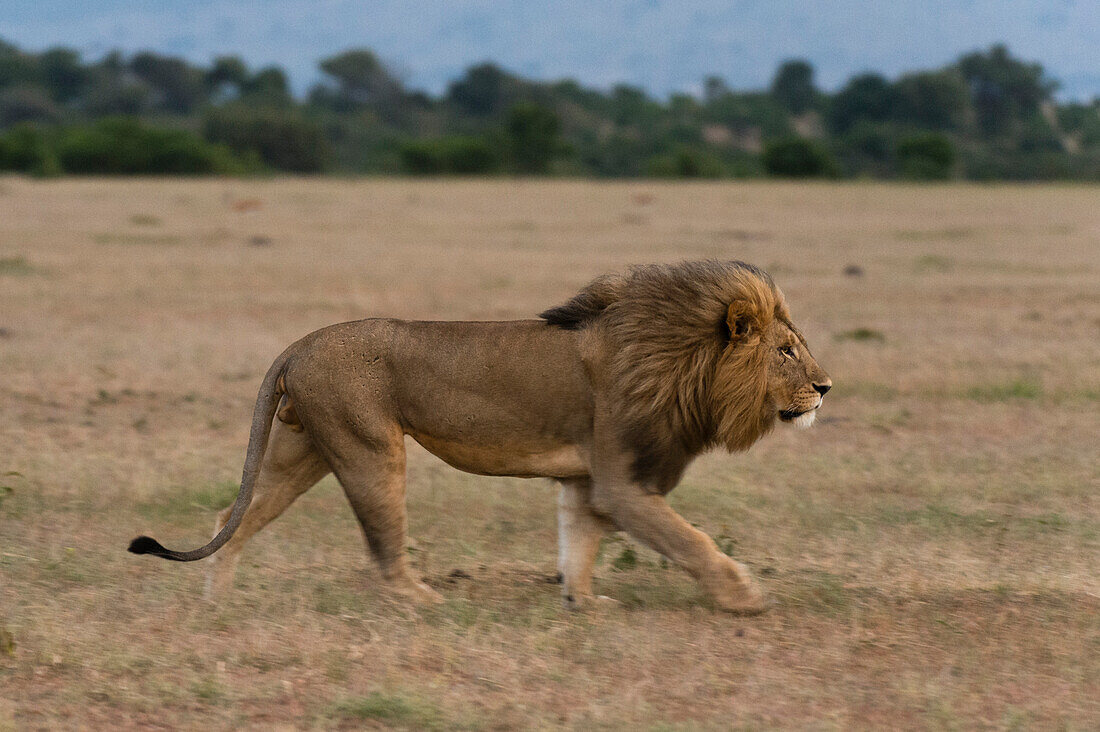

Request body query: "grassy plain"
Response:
[1, 178, 1098, 729]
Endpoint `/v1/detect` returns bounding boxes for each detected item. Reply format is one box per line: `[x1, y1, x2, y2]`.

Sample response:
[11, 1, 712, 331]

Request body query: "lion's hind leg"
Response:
[322, 430, 442, 606]
[557, 479, 616, 610]
[204, 417, 330, 599]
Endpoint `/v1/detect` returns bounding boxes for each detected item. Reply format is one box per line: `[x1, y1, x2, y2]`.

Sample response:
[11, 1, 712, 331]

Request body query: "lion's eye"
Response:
[778, 345, 795, 359]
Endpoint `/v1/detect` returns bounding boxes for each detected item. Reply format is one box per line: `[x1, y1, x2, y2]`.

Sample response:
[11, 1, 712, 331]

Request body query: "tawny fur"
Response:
[131, 260, 831, 614]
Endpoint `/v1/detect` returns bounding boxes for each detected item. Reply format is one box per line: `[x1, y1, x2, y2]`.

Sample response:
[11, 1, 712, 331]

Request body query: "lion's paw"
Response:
[703, 558, 769, 615]
[389, 578, 445, 605]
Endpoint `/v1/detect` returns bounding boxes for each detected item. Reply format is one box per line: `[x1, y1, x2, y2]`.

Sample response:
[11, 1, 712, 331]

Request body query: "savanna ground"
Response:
[1, 178, 1098, 730]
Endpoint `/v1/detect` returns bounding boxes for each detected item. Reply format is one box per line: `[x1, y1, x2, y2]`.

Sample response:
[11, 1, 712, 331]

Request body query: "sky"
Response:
[2, 0, 1098, 100]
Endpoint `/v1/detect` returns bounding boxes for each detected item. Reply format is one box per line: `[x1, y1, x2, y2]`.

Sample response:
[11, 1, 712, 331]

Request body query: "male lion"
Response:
[130, 260, 831, 613]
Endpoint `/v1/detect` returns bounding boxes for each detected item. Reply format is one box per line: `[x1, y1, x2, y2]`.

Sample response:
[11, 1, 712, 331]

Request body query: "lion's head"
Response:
[541, 260, 830, 487]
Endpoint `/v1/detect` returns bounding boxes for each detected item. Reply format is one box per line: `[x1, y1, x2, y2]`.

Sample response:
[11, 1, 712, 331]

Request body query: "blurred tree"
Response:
[896, 133, 955, 179]
[0, 39, 38, 89]
[81, 52, 153, 116]
[129, 52, 206, 114]
[447, 63, 510, 116]
[762, 136, 838, 177]
[836, 121, 895, 176]
[319, 49, 403, 111]
[39, 48, 88, 103]
[647, 146, 723, 178]
[770, 59, 816, 114]
[1016, 112, 1063, 153]
[828, 73, 898, 133]
[609, 84, 660, 127]
[206, 55, 249, 98]
[0, 86, 60, 126]
[955, 44, 1057, 136]
[704, 91, 791, 138]
[0, 35, 1093, 180]
[399, 136, 499, 174]
[895, 71, 971, 130]
[241, 67, 292, 106]
[58, 117, 240, 174]
[703, 76, 730, 104]
[203, 105, 327, 171]
[0, 123, 61, 175]
[1058, 102, 1100, 148]
[507, 102, 562, 173]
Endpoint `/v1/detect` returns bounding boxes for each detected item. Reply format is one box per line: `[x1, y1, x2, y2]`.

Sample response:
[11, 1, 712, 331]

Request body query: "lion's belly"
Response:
[408, 431, 589, 479]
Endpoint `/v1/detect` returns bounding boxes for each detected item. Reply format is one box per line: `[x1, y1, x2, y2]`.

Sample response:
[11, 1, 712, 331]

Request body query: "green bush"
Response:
[646, 148, 723, 178]
[507, 102, 563, 174]
[762, 137, 838, 178]
[0, 124, 61, 176]
[399, 136, 499, 174]
[203, 105, 327, 172]
[57, 118, 242, 174]
[897, 133, 955, 179]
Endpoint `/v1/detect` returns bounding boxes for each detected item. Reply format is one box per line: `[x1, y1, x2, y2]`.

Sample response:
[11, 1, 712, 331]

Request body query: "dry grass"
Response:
[1, 178, 1098, 729]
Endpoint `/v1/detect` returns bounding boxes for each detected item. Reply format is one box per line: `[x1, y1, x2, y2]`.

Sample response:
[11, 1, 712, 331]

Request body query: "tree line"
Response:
[1, 38, 1098, 179]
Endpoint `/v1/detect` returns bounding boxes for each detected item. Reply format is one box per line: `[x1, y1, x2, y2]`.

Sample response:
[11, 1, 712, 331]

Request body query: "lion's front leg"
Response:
[592, 485, 767, 614]
[557, 480, 615, 609]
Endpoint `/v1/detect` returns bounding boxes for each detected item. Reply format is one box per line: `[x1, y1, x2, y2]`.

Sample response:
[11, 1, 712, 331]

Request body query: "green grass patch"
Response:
[0, 256, 35, 276]
[834, 327, 886, 343]
[612, 545, 638, 571]
[93, 232, 181, 246]
[873, 504, 1077, 538]
[129, 214, 162, 226]
[189, 676, 225, 704]
[311, 582, 362, 616]
[895, 227, 974, 241]
[136, 480, 239, 521]
[781, 570, 852, 616]
[965, 378, 1041, 402]
[607, 573, 700, 610]
[331, 691, 447, 730]
[913, 254, 954, 272]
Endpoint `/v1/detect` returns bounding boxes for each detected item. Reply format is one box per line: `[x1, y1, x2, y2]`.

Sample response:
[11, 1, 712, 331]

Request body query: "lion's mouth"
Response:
[778, 408, 808, 422]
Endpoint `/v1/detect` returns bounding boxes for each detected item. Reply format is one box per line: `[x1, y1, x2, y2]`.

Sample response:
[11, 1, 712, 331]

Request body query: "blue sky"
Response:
[2, 1, 1097, 99]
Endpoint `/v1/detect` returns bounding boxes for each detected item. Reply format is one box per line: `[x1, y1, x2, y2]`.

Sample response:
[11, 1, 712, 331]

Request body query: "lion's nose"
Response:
[813, 381, 831, 396]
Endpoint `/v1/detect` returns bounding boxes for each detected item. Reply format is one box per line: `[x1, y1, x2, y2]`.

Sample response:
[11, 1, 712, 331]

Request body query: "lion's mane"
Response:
[541, 260, 787, 489]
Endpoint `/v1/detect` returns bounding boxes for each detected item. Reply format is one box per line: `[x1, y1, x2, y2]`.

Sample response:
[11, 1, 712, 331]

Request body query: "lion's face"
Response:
[763, 319, 831, 429]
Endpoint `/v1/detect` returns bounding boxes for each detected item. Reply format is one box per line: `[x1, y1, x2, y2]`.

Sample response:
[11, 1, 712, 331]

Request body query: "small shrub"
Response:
[507, 102, 562, 174]
[399, 136, 499, 175]
[0, 124, 61, 176]
[203, 105, 327, 172]
[897, 132, 955, 180]
[646, 148, 723, 178]
[966, 378, 1042, 402]
[58, 118, 243, 175]
[762, 136, 838, 178]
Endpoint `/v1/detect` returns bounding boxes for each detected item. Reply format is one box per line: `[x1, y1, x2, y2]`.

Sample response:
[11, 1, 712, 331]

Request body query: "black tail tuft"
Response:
[128, 535, 168, 556]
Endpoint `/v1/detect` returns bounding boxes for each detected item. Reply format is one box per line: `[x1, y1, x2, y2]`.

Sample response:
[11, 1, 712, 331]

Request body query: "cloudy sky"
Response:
[2, 1, 1097, 99]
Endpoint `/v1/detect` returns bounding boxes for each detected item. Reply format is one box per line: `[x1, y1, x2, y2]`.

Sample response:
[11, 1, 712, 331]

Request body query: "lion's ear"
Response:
[726, 300, 760, 341]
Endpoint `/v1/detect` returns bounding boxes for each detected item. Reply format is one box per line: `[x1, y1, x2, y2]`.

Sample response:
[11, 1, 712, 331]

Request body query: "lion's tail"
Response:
[127, 347, 293, 562]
